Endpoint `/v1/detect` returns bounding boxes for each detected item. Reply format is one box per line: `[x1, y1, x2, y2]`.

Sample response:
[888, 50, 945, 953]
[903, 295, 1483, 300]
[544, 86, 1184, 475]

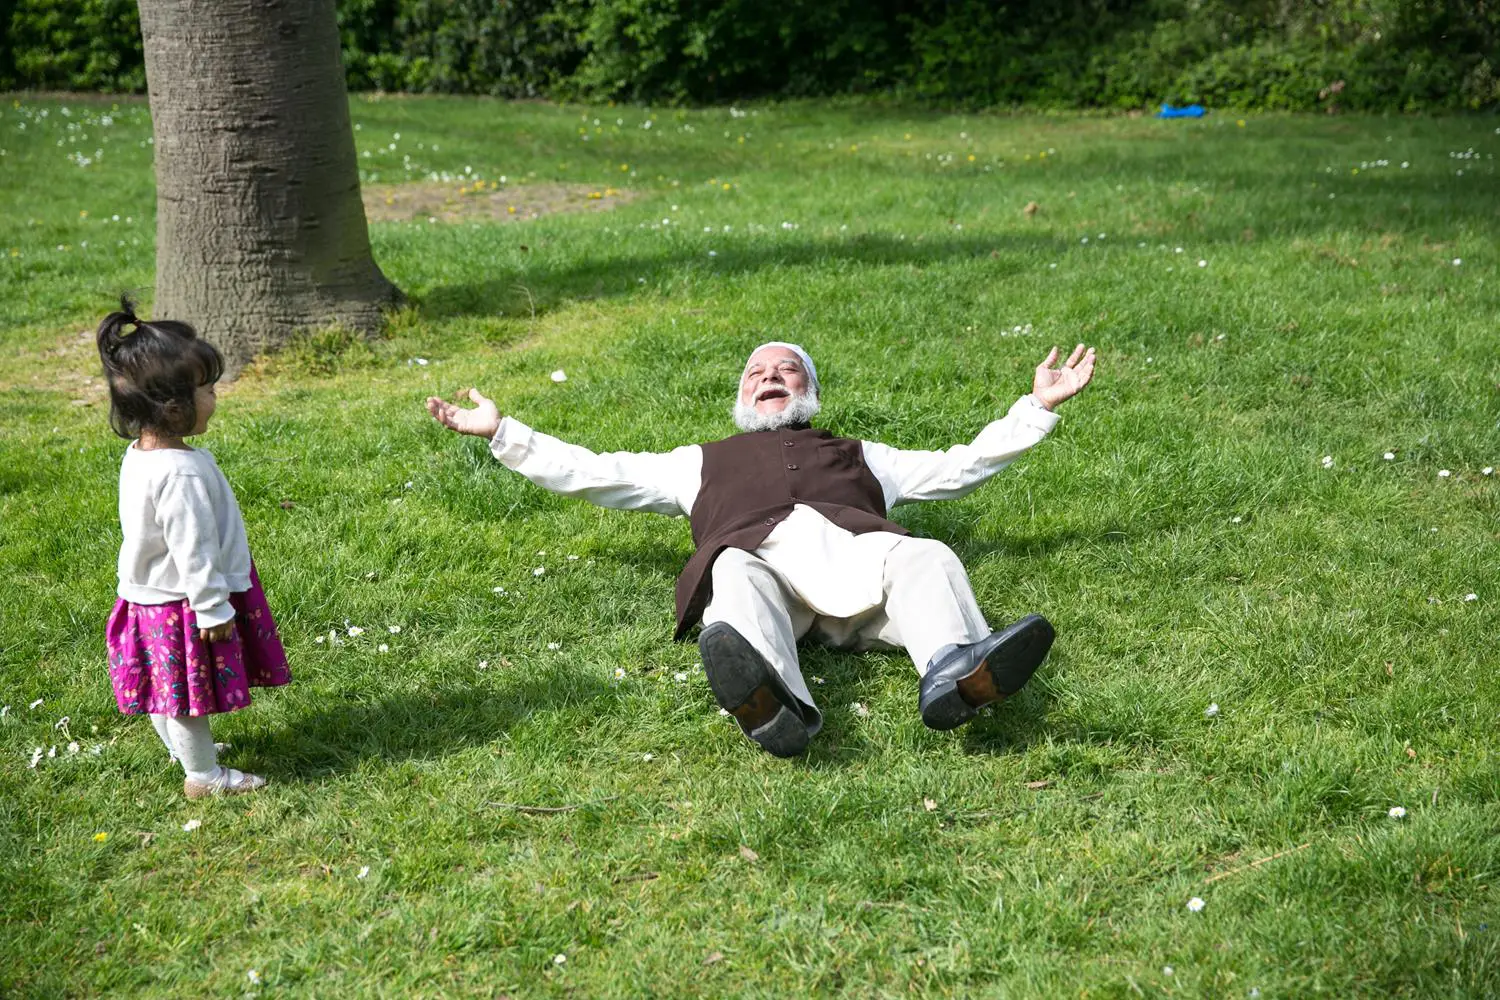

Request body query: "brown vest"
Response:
[673, 426, 909, 638]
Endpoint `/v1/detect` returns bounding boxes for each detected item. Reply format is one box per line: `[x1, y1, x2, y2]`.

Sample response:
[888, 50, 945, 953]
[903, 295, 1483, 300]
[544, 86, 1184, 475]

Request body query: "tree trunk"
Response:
[137, 0, 399, 368]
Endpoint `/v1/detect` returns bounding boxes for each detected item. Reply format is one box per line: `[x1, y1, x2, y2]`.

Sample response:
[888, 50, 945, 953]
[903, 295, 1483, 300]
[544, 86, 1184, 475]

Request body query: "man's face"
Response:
[739, 347, 812, 416]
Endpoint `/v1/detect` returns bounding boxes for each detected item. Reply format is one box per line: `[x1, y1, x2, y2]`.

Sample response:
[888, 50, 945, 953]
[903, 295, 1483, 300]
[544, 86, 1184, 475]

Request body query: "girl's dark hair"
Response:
[96, 296, 225, 439]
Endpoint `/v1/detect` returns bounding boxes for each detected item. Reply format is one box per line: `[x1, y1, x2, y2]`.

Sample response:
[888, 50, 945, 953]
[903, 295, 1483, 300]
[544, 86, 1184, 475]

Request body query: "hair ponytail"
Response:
[96, 295, 142, 374]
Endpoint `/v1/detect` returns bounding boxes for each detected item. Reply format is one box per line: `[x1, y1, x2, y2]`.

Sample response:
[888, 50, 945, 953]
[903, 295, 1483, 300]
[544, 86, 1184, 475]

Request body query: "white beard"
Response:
[732, 389, 821, 432]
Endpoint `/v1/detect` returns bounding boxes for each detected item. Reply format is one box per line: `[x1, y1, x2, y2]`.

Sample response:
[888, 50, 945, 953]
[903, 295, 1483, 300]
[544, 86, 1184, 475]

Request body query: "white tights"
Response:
[148, 714, 222, 784]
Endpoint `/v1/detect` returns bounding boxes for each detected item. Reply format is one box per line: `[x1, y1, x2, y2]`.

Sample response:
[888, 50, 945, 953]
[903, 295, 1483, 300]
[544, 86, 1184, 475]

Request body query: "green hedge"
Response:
[3, 0, 1496, 110]
[3, 0, 144, 92]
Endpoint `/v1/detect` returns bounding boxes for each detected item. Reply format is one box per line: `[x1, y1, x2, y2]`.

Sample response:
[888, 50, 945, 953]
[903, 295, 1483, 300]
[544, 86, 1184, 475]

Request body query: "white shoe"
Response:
[183, 767, 267, 800]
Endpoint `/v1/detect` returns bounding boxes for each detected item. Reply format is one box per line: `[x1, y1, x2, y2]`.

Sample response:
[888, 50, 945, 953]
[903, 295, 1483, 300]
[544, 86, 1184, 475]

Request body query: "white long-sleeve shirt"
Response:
[116, 444, 252, 627]
[489, 396, 1061, 618]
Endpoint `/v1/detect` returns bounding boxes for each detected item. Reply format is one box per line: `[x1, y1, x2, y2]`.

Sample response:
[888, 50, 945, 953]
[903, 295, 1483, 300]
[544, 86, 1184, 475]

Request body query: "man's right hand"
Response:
[425, 388, 502, 438]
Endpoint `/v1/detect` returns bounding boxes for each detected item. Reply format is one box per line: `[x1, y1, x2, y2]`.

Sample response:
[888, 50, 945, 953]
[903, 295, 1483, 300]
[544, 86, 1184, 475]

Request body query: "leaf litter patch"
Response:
[362, 182, 638, 225]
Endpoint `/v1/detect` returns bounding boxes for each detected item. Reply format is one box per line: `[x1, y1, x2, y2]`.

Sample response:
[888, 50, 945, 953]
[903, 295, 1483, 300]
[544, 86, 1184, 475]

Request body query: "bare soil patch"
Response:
[362, 181, 639, 225]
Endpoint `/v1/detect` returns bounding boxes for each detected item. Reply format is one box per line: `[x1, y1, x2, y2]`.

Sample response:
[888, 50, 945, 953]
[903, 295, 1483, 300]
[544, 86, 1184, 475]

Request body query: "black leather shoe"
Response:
[918, 614, 1055, 731]
[699, 622, 811, 758]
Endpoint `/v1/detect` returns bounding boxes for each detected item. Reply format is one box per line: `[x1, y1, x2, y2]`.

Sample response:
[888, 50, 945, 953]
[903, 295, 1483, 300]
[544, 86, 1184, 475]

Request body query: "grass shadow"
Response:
[959, 681, 1058, 756]
[417, 232, 1058, 322]
[244, 673, 615, 779]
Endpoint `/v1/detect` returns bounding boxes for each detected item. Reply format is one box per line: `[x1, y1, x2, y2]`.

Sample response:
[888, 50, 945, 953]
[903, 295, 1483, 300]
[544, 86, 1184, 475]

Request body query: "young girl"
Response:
[98, 299, 290, 799]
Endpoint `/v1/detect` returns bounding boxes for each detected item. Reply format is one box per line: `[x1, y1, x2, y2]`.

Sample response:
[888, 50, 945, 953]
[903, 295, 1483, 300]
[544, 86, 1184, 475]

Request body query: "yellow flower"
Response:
[849, 144, 858, 153]
[507, 205, 516, 214]
[79, 210, 89, 218]
[722, 183, 730, 191]
[904, 133, 912, 140]
[1237, 119, 1246, 127]
[619, 163, 629, 171]
[93, 832, 109, 842]
[967, 154, 975, 162]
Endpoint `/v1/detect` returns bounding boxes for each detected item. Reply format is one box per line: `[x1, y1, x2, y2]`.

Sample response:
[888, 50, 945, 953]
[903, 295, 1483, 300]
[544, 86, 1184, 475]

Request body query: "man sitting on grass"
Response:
[425, 341, 1096, 757]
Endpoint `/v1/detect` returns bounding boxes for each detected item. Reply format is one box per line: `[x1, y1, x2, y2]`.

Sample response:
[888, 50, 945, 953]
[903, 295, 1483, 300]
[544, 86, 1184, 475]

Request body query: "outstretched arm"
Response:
[862, 345, 1097, 507]
[424, 388, 701, 515]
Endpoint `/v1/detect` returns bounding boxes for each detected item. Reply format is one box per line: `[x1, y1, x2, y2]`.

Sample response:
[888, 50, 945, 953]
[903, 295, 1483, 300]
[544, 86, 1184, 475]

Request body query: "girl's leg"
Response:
[148, 713, 178, 761]
[162, 715, 218, 782]
[163, 715, 268, 799]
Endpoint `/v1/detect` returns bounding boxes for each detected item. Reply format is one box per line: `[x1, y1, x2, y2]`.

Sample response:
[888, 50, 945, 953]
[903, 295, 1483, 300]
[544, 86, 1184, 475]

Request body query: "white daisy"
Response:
[1186, 896, 1205, 912]
[1388, 805, 1406, 819]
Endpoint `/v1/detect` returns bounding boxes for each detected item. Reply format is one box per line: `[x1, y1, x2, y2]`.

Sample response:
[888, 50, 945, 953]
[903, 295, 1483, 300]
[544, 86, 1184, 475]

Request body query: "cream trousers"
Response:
[700, 536, 990, 733]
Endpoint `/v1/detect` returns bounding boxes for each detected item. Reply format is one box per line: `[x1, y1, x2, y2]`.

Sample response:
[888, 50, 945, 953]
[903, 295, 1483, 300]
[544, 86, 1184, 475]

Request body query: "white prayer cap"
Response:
[745, 341, 818, 389]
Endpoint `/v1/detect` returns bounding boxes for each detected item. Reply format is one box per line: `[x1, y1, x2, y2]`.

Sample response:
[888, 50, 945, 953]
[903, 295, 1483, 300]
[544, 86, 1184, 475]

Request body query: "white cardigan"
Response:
[116, 444, 251, 627]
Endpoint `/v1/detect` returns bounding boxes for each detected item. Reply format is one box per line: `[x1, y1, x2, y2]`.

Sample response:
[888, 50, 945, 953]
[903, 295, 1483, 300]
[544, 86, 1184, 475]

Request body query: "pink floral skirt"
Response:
[106, 566, 290, 716]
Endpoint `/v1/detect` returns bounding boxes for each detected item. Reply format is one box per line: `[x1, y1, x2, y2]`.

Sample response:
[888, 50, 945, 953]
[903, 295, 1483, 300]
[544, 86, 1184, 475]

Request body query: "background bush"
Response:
[2, 0, 1496, 110]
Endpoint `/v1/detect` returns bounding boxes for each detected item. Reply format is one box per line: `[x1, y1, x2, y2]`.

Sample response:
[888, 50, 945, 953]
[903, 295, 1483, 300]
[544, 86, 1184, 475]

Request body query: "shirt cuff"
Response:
[1012, 394, 1062, 432]
[488, 416, 533, 468]
[193, 601, 236, 629]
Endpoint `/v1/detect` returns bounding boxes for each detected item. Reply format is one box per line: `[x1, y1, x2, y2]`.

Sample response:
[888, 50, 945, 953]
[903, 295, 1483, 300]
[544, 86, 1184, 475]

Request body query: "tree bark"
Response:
[137, 0, 398, 368]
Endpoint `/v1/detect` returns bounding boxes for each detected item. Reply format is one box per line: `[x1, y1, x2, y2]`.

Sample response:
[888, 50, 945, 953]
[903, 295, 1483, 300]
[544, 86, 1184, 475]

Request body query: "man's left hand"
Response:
[1032, 344, 1096, 410]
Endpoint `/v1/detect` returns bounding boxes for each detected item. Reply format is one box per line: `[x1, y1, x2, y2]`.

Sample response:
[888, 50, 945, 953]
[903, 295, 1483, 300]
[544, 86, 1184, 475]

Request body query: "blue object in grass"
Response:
[1158, 103, 1207, 118]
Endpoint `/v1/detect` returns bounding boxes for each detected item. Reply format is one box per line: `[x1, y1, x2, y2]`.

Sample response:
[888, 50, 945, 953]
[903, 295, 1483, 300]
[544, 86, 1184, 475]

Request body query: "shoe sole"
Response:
[699, 622, 810, 758]
[920, 614, 1055, 731]
[183, 777, 267, 799]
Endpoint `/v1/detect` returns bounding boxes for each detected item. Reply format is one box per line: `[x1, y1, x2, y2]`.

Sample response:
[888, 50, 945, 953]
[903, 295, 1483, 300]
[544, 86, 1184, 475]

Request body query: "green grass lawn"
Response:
[2, 93, 1498, 997]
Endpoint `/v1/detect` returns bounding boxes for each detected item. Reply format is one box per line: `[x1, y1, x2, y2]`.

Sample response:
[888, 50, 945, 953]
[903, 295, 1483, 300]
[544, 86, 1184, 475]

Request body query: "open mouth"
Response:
[755, 386, 790, 402]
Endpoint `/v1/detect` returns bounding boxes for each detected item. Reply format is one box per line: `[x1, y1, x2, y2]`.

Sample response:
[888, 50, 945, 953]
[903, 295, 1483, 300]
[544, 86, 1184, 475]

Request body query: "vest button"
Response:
[764, 517, 776, 525]
[786, 463, 798, 470]
[783, 440, 795, 447]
